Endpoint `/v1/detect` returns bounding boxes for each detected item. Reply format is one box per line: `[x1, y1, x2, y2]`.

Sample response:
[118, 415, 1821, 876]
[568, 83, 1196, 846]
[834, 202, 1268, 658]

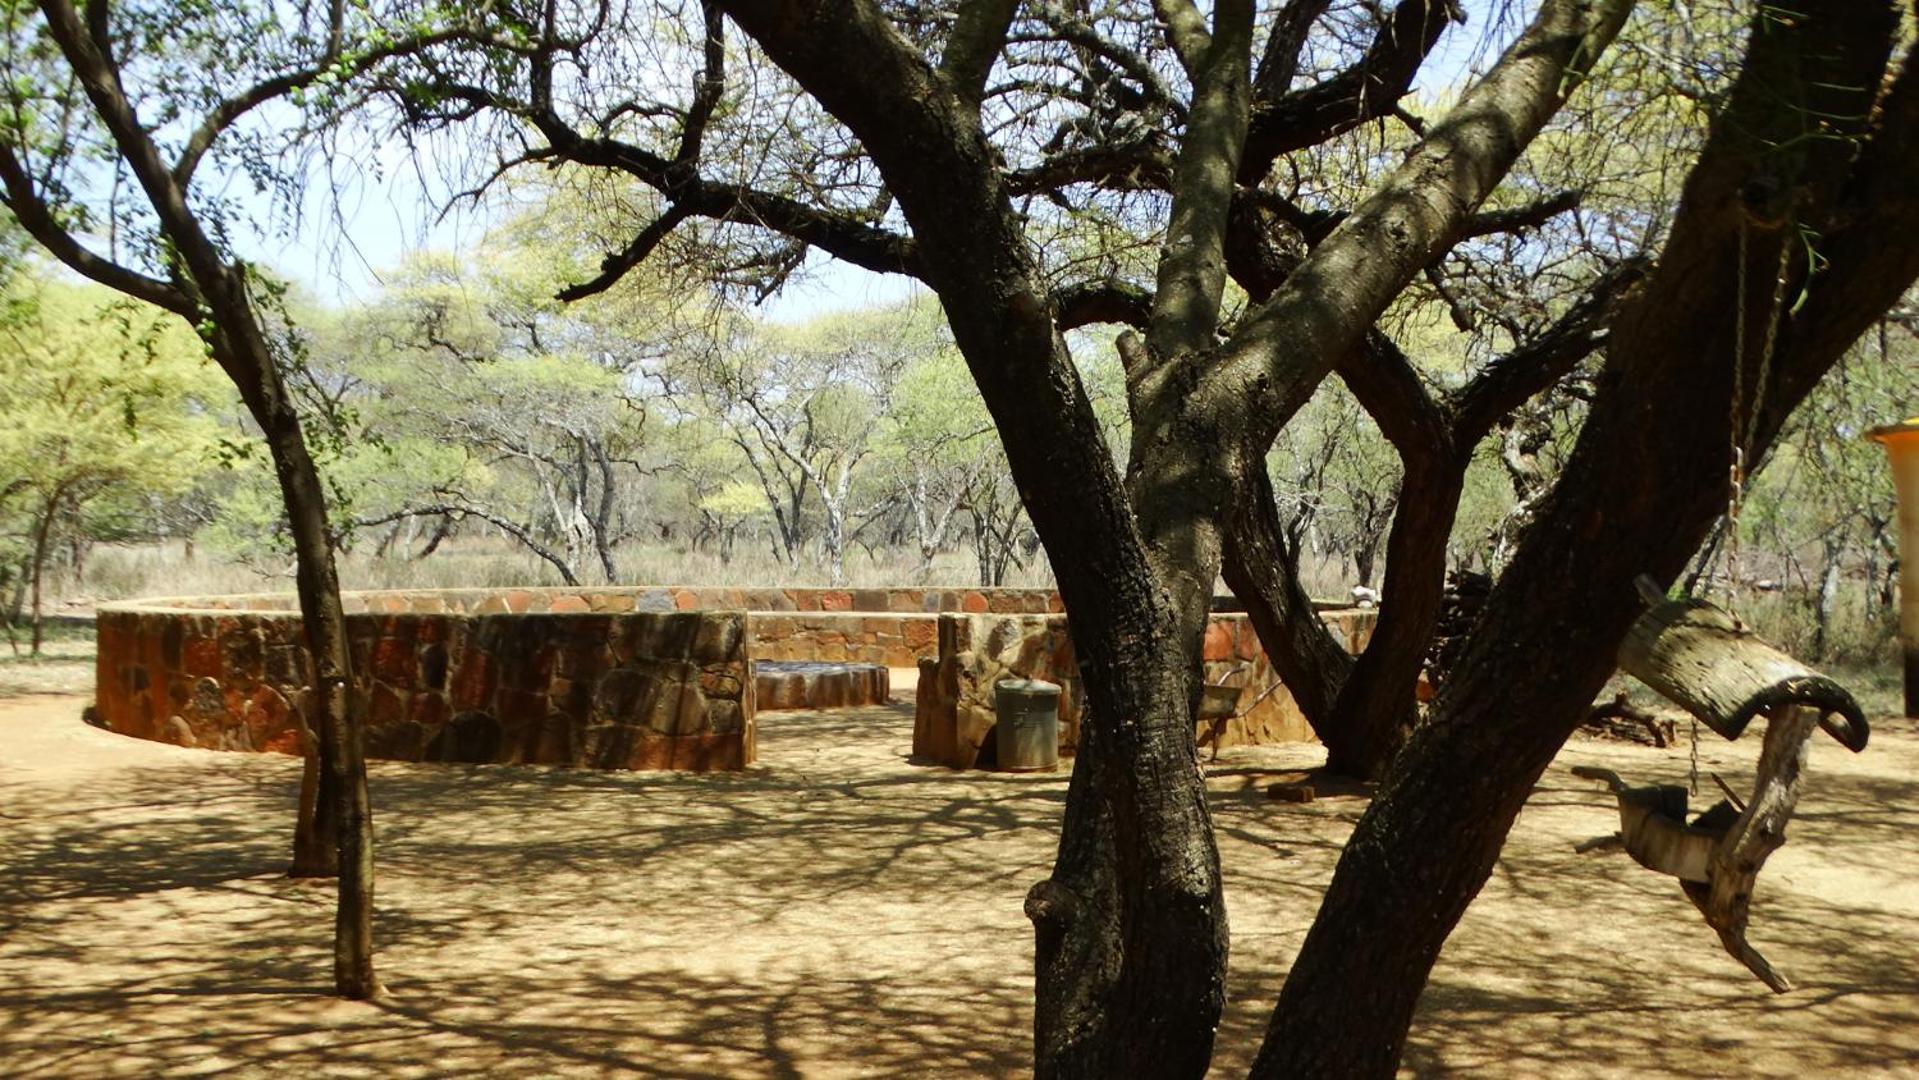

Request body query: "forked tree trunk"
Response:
[1253, 7, 1912, 1071]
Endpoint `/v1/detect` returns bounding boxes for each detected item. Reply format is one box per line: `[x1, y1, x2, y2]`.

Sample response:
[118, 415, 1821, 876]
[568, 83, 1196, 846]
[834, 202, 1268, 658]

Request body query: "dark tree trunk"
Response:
[1319, 462, 1465, 777]
[1221, 459, 1353, 730]
[234, 330, 376, 999]
[25, 485, 63, 658]
[1253, 7, 1915, 1071]
[415, 514, 452, 559]
[25, 0, 380, 999]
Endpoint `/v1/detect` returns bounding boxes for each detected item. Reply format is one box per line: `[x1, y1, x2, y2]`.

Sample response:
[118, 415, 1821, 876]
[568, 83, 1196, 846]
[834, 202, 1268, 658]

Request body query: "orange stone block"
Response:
[1235, 623, 1263, 661]
[547, 595, 590, 613]
[820, 591, 854, 611]
[1202, 621, 1235, 662]
[961, 592, 990, 614]
[370, 637, 414, 682]
[902, 619, 937, 651]
[183, 637, 221, 678]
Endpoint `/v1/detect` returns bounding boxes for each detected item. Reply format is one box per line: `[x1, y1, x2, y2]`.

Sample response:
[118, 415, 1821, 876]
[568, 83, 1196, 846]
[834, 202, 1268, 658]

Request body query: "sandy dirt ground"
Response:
[3, 680, 1917, 1078]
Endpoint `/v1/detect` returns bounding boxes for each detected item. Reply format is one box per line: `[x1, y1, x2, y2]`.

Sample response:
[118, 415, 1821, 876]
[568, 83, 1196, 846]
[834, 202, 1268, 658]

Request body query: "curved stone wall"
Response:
[95, 594, 756, 772]
[94, 585, 1375, 773]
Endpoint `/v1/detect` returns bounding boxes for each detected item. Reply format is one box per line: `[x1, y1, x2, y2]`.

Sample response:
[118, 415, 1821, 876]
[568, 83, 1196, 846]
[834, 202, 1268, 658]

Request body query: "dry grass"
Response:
[0, 624, 95, 700]
[67, 538, 1071, 603]
[64, 538, 1373, 612]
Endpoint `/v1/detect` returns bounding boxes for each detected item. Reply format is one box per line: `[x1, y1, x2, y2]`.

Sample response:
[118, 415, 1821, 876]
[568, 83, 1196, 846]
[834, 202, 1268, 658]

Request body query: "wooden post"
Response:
[1680, 705, 1821, 993]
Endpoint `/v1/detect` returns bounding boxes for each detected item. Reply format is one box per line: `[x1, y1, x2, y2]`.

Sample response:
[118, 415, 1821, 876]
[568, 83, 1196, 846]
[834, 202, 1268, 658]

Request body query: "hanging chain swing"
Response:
[1574, 209, 1869, 994]
[1682, 218, 1793, 794]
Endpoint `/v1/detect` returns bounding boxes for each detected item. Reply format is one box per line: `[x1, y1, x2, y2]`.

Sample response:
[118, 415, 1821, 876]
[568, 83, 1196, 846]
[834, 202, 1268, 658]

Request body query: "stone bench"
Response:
[754, 660, 891, 711]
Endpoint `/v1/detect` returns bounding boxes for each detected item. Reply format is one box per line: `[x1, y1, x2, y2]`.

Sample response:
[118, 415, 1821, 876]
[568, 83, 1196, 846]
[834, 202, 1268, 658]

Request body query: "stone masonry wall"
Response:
[95, 604, 755, 771]
[97, 585, 1373, 772]
[913, 609, 1377, 769]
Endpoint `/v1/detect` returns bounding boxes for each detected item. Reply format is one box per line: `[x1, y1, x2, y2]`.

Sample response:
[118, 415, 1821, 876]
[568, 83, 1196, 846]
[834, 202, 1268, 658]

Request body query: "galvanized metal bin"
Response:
[995, 678, 1061, 771]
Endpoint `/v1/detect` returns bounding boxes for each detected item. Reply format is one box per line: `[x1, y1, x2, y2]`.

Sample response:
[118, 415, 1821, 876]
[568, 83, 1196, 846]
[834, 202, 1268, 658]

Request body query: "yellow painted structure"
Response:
[1869, 417, 1919, 717]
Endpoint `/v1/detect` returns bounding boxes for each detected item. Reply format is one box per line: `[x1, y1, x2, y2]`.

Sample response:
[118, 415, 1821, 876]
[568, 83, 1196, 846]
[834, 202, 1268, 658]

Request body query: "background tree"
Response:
[0, 276, 219, 653]
[0, 0, 473, 998]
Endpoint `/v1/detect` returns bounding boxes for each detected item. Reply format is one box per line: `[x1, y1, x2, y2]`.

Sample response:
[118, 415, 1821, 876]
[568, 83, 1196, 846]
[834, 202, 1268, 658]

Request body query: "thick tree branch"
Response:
[674, 2, 727, 164]
[1145, 0, 1253, 361]
[1240, 0, 1462, 184]
[0, 145, 194, 317]
[1252, 0, 1333, 101]
[1338, 329, 1449, 460]
[1153, 0, 1212, 77]
[1006, 140, 1177, 195]
[1052, 278, 1153, 331]
[942, 0, 1019, 108]
[1248, 186, 1584, 251]
[1219, 0, 1635, 443]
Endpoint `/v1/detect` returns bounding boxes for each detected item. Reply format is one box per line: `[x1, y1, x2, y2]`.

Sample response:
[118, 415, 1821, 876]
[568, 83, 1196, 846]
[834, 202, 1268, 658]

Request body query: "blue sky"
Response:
[246, 136, 922, 325]
[249, 4, 1501, 324]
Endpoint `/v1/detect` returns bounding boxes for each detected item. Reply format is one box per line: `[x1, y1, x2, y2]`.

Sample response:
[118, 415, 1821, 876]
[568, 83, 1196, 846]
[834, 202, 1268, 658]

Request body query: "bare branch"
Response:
[1145, 0, 1253, 361]
[675, 2, 726, 163]
[1448, 259, 1647, 442]
[556, 204, 693, 302]
[1240, 0, 1462, 183]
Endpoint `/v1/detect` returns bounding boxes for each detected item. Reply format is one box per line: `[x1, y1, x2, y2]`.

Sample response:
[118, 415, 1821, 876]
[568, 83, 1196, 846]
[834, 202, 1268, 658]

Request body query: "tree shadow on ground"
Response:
[3, 701, 1916, 1077]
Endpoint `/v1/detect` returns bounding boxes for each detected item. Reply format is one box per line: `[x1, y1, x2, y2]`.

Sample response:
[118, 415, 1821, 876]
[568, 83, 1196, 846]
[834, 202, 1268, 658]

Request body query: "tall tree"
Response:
[0, 0, 467, 998]
[0, 278, 220, 654]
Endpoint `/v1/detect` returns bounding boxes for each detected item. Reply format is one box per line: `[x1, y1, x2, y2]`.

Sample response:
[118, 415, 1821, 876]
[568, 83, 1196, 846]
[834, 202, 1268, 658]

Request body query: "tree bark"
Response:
[1252, 7, 1913, 1072]
[25, 484, 64, 658]
[1221, 459, 1353, 733]
[28, 0, 380, 1000]
[251, 384, 377, 999]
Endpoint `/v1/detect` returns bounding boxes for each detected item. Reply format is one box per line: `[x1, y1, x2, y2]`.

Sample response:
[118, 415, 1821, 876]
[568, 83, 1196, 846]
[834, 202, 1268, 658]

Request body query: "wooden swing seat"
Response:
[1573, 588, 1870, 993]
[1569, 767, 1725, 883]
[1618, 594, 1868, 752]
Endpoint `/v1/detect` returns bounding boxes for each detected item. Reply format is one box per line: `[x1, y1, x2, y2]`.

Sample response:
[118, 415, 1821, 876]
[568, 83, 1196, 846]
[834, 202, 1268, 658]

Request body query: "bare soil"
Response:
[3, 680, 1916, 1078]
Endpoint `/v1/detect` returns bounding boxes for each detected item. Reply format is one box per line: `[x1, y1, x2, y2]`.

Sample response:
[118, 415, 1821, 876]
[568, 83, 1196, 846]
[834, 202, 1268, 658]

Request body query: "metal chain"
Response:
[1749, 232, 1792, 450]
[1723, 219, 1795, 636]
[1689, 717, 1701, 797]
[1726, 221, 1749, 630]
